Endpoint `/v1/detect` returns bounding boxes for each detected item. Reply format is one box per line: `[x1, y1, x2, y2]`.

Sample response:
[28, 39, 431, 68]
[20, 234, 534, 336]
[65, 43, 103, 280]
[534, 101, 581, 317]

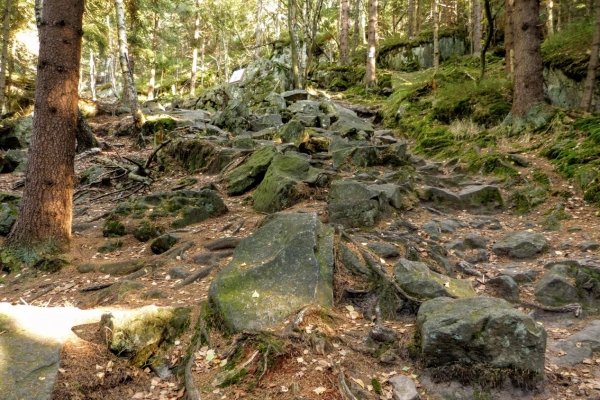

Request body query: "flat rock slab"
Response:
[549, 320, 600, 366]
[209, 213, 334, 332]
[492, 231, 549, 259]
[0, 304, 105, 400]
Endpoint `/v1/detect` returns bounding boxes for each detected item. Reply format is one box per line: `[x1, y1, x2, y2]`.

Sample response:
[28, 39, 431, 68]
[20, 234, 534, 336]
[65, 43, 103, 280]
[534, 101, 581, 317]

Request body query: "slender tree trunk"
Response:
[547, 0, 554, 36]
[352, 0, 361, 54]
[6, 0, 85, 250]
[0, 0, 12, 113]
[587, 0, 593, 17]
[6, 38, 14, 108]
[557, 0, 562, 32]
[407, 0, 415, 36]
[340, 0, 350, 65]
[115, 0, 145, 139]
[480, 0, 494, 78]
[359, 0, 366, 44]
[433, 0, 440, 71]
[222, 35, 229, 82]
[289, 0, 302, 89]
[581, 0, 600, 112]
[201, 37, 205, 87]
[505, 0, 514, 75]
[473, 0, 482, 56]
[148, 12, 158, 100]
[416, 0, 421, 33]
[89, 52, 97, 101]
[365, 0, 378, 88]
[255, 0, 263, 58]
[511, 0, 544, 117]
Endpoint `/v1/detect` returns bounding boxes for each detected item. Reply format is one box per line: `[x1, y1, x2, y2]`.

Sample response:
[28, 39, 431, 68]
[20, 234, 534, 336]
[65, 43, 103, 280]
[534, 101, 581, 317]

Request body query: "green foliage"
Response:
[371, 378, 383, 395]
[0, 249, 21, 273]
[414, 127, 457, 157]
[542, 18, 595, 79]
[103, 218, 126, 238]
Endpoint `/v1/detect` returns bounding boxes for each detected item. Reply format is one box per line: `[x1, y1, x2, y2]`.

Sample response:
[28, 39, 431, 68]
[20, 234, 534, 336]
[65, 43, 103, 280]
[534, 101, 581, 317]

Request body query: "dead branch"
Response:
[174, 264, 216, 290]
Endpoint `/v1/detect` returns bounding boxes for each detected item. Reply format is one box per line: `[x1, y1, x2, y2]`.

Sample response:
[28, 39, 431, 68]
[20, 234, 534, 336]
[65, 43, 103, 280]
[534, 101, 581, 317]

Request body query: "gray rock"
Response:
[151, 233, 181, 255]
[169, 267, 191, 280]
[367, 242, 400, 259]
[279, 119, 308, 146]
[578, 241, 599, 252]
[339, 243, 371, 277]
[281, 89, 309, 102]
[534, 261, 600, 311]
[295, 113, 319, 127]
[418, 297, 547, 376]
[367, 184, 405, 210]
[0, 115, 32, 150]
[489, 275, 520, 303]
[422, 221, 440, 241]
[492, 231, 549, 259]
[438, 219, 461, 233]
[209, 213, 334, 332]
[498, 267, 540, 284]
[463, 233, 489, 249]
[2, 149, 27, 174]
[550, 320, 600, 366]
[420, 186, 462, 208]
[210, 100, 250, 135]
[327, 180, 390, 228]
[287, 100, 321, 114]
[446, 240, 465, 252]
[330, 110, 374, 138]
[458, 185, 503, 212]
[370, 325, 399, 342]
[250, 114, 283, 131]
[0, 201, 18, 235]
[393, 259, 476, 301]
[388, 375, 420, 400]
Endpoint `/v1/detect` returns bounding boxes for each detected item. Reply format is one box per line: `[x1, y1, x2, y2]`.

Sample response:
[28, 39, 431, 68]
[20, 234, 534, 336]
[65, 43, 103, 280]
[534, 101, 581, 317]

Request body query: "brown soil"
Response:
[0, 113, 599, 400]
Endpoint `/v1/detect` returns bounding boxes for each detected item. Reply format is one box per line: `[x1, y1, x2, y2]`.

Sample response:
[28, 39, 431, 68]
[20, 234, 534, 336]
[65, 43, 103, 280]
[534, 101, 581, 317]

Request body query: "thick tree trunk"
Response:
[115, 0, 145, 139]
[365, 0, 378, 88]
[505, 0, 514, 75]
[547, 0, 554, 36]
[89, 52, 97, 101]
[6, 0, 84, 250]
[581, 0, 600, 112]
[340, 0, 350, 65]
[288, 0, 302, 89]
[473, 0, 482, 56]
[255, 0, 263, 58]
[0, 0, 12, 113]
[433, 0, 440, 71]
[511, 0, 544, 117]
[407, 0, 415, 36]
[148, 13, 159, 100]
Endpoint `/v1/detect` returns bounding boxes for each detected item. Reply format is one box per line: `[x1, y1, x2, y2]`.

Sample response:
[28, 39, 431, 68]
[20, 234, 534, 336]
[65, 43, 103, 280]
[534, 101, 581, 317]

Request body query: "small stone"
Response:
[578, 241, 599, 252]
[489, 275, 520, 303]
[367, 242, 400, 259]
[463, 233, 489, 249]
[388, 375, 420, 400]
[422, 221, 440, 241]
[150, 233, 180, 255]
[492, 231, 549, 259]
[168, 267, 190, 280]
[369, 325, 399, 342]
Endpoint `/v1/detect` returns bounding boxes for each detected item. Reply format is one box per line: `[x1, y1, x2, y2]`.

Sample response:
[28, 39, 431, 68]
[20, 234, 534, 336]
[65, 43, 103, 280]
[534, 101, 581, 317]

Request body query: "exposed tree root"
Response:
[518, 301, 582, 317]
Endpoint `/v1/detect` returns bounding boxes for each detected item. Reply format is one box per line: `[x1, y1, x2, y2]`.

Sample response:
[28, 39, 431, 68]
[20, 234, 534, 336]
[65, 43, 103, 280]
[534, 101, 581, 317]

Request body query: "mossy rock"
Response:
[151, 233, 180, 255]
[141, 116, 177, 138]
[98, 259, 147, 276]
[103, 219, 126, 237]
[166, 139, 218, 173]
[98, 239, 123, 254]
[226, 146, 277, 196]
[33, 256, 69, 273]
[0, 202, 19, 236]
[279, 119, 308, 147]
[134, 220, 164, 242]
[80, 165, 106, 185]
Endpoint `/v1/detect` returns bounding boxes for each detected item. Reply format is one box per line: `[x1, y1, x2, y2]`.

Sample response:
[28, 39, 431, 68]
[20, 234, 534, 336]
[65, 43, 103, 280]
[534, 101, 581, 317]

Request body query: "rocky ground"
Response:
[1, 59, 600, 400]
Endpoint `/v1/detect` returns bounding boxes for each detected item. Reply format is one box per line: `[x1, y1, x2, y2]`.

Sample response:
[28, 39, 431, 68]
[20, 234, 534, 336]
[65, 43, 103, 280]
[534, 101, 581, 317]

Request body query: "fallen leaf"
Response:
[345, 305, 354, 312]
[351, 378, 365, 389]
[252, 291, 259, 298]
[313, 387, 327, 395]
[206, 349, 215, 362]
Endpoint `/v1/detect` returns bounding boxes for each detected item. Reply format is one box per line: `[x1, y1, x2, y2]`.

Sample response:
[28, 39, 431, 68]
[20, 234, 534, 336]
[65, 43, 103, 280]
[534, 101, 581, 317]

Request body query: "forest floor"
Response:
[1, 92, 600, 400]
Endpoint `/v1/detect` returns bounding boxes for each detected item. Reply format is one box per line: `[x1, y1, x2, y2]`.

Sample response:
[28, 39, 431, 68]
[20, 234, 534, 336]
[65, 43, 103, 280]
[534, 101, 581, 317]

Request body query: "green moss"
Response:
[371, 378, 383, 395]
[0, 249, 21, 273]
[531, 169, 551, 188]
[510, 187, 548, 214]
[133, 220, 164, 242]
[414, 127, 456, 157]
[467, 154, 519, 178]
[33, 256, 69, 273]
[103, 219, 126, 237]
[542, 18, 595, 80]
[166, 139, 217, 173]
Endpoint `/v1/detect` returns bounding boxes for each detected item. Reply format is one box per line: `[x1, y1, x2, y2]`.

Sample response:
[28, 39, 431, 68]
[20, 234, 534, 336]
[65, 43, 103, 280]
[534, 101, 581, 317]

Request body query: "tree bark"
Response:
[89, 52, 97, 101]
[365, 0, 378, 88]
[433, 0, 440, 71]
[352, 0, 361, 54]
[148, 12, 159, 100]
[473, 0, 482, 56]
[505, 0, 514, 75]
[0, 0, 12, 113]
[115, 0, 145, 139]
[547, 0, 554, 36]
[407, 0, 415, 36]
[480, 0, 494, 78]
[340, 0, 350, 65]
[581, 0, 600, 112]
[6, 0, 85, 250]
[511, 0, 544, 117]
[255, 0, 263, 58]
[288, 0, 302, 89]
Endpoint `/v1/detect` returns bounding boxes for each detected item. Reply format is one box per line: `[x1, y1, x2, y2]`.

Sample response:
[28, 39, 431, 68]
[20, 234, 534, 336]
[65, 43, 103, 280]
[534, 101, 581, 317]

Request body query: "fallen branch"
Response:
[174, 264, 216, 290]
[518, 301, 582, 317]
[79, 283, 114, 293]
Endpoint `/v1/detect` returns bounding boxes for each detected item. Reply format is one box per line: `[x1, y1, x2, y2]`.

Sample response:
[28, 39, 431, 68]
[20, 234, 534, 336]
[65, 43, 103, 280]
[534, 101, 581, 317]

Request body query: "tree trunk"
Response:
[340, 0, 350, 65]
[358, 0, 366, 44]
[365, 0, 377, 88]
[148, 12, 159, 100]
[511, 0, 544, 117]
[115, 0, 145, 140]
[0, 0, 12, 113]
[255, 0, 263, 58]
[76, 108, 100, 153]
[407, 0, 415, 36]
[505, 0, 514, 75]
[352, 0, 361, 54]
[547, 0, 554, 36]
[6, 0, 85, 250]
[581, 0, 600, 112]
[433, 0, 440, 71]
[480, 0, 494, 78]
[288, 0, 302, 89]
[89, 52, 97, 101]
[473, 0, 482, 56]
[415, 0, 421, 33]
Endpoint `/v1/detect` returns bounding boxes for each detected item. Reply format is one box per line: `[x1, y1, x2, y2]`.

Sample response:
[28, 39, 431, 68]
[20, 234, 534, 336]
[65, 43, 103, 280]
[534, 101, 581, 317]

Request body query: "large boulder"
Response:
[0, 115, 32, 150]
[210, 100, 250, 135]
[279, 119, 308, 147]
[252, 153, 328, 213]
[393, 259, 476, 300]
[329, 107, 374, 137]
[417, 297, 547, 378]
[208, 213, 334, 332]
[458, 185, 503, 212]
[492, 231, 549, 259]
[226, 146, 277, 195]
[327, 180, 391, 228]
